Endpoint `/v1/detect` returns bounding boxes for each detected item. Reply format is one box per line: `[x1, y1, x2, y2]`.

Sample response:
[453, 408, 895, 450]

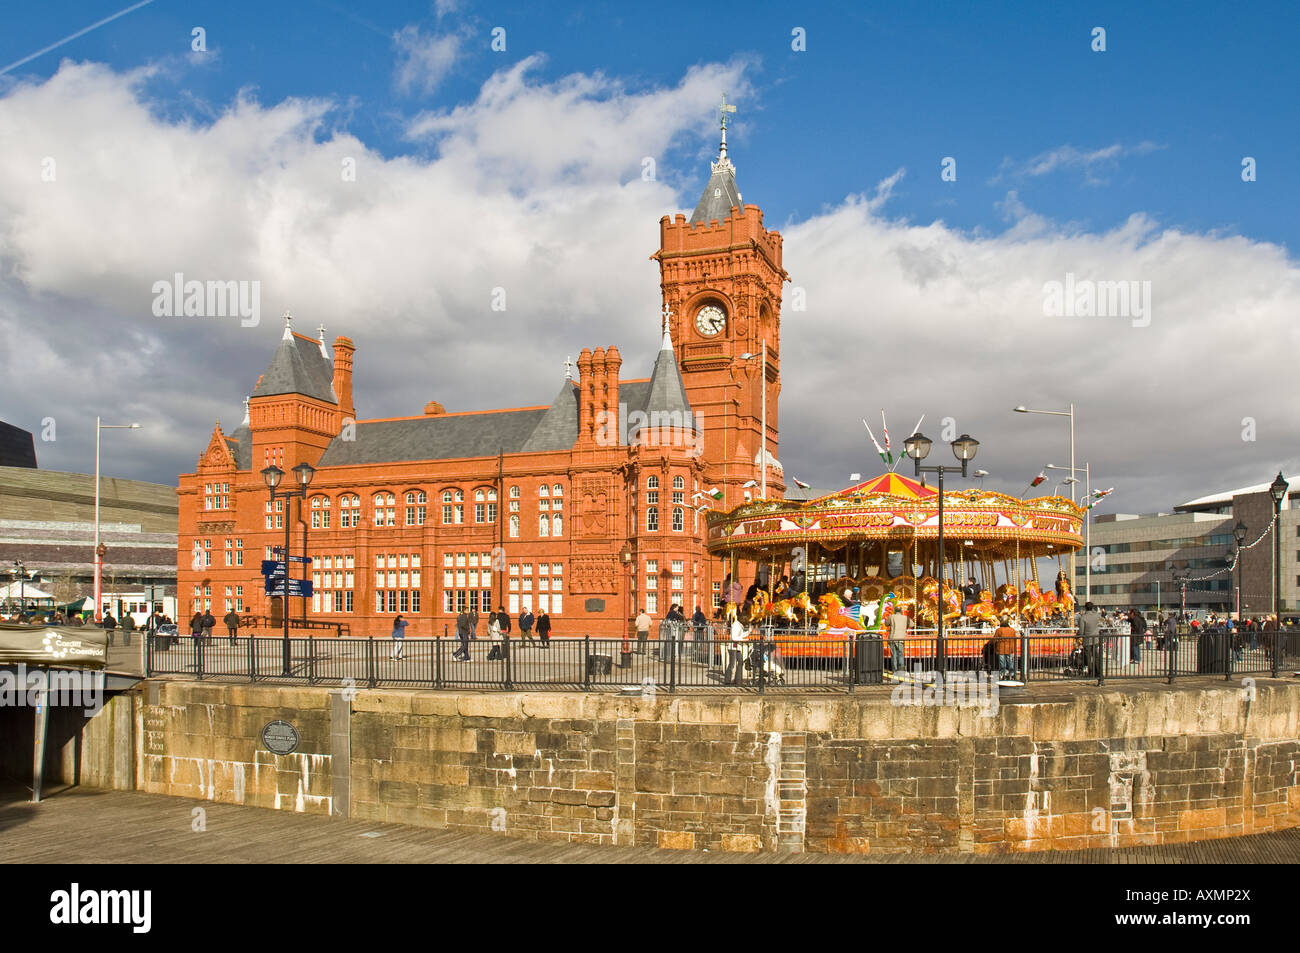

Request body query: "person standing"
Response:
[189, 611, 203, 642]
[1128, 609, 1146, 664]
[725, 611, 747, 686]
[223, 608, 240, 645]
[200, 608, 216, 645]
[120, 611, 136, 646]
[634, 608, 652, 655]
[1078, 602, 1104, 678]
[888, 604, 910, 673]
[390, 614, 409, 659]
[467, 606, 479, 641]
[518, 607, 536, 645]
[486, 610, 503, 660]
[102, 610, 117, 646]
[536, 610, 551, 649]
[993, 615, 1019, 680]
[454, 609, 471, 661]
[691, 605, 708, 658]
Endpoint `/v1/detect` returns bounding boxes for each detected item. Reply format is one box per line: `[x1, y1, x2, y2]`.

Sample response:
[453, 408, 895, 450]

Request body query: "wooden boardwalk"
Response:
[3, 785, 1299, 864]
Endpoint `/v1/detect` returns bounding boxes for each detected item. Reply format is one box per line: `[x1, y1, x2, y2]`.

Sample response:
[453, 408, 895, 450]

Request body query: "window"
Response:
[539, 514, 549, 537]
[510, 485, 520, 499]
[404, 491, 427, 526]
[553, 484, 563, 497]
[475, 503, 485, 523]
[647, 507, 659, 532]
[647, 476, 659, 489]
[672, 507, 684, 532]
[510, 514, 520, 538]
[553, 514, 562, 537]
[672, 475, 684, 489]
[225, 539, 233, 567]
[539, 484, 549, 497]
[203, 538, 212, 567]
[373, 492, 396, 526]
[235, 538, 243, 566]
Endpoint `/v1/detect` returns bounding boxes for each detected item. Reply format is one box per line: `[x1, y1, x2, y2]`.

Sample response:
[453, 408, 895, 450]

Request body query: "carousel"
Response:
[705, 473, 1085, 660]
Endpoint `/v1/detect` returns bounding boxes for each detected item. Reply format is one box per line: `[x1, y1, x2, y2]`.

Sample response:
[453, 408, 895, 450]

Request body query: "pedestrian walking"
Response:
[518, 607, 536, 645]
[454, 609, 471, 660]
[536, 611, 551, 649]
[467, 606, 479, 640]
[390, 614, 409, 659]
[487, 606, 510, 660]
[224, 608, 240, 645]
[634, 609, 651, 654]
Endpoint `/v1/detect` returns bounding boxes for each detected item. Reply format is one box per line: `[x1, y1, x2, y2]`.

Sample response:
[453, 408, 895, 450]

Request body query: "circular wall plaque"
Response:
[261, 720, 299, 755]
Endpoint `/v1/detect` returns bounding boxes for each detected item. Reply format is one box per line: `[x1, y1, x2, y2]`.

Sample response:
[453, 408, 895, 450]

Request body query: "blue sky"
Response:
[0, 0, 1297, 517]
[4, 1, 1294, 244]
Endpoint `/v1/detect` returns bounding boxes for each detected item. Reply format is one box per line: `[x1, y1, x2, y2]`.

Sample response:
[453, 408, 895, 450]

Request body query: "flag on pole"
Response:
[792, 477, 810, 489]
[881, 410, 892, 463]
[708, 487, 723, 501]
[1029, 472, 1046, 487]
[862, 419, 890, 465]
[1086, 487, 1114, 510]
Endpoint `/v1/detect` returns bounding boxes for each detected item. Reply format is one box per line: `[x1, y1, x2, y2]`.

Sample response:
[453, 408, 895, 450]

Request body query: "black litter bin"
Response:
[587, 654, 612, 676]
[854, 635, 884, 684]
[1196, 630, 1228, 674]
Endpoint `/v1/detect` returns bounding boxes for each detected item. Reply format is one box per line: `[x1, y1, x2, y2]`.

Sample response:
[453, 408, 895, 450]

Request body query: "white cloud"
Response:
[0, 59, 1294, 518]
[992, 141, 1164, 186]
[392, 25, 462, 96]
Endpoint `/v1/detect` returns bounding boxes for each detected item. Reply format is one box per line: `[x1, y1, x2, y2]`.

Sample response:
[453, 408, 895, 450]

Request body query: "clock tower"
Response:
[652, 97, 788, 507]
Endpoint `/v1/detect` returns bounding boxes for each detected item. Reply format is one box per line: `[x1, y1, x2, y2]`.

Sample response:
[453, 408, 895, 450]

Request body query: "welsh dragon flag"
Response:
[862, 419, 891, 464]
[1029, 472, 1046, 487]
[1086, 487, 1114, 510]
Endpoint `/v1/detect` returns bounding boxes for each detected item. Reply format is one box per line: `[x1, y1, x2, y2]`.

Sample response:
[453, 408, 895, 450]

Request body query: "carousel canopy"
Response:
[706, 473, 1085, 561]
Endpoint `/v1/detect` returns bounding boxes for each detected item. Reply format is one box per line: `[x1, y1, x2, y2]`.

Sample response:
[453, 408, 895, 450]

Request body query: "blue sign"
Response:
[265, 578, 313, 598]
[261, 560, 286, 576]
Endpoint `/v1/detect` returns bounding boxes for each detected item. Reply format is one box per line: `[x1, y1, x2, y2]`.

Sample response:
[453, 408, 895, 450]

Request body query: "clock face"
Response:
[695, 304, 726, 337]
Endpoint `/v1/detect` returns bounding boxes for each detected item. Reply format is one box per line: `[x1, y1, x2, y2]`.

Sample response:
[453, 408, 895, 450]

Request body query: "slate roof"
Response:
[690, 165, 743, 225]
[314, 378, 671, 466]
[632, 340, 695, 439]
[225, 424, 252, 470]
[251, 332, 337, 404]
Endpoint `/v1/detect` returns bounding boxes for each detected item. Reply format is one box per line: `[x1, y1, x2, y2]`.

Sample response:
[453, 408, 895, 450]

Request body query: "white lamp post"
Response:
[94, 418, 142, 622]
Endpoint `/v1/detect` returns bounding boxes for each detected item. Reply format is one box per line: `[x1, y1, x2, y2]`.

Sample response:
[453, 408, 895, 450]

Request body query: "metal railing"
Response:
[144, 626, 1299, 692]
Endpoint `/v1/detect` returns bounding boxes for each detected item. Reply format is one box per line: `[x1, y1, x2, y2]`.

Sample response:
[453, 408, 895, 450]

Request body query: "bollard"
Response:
[366, 636, 376, 689]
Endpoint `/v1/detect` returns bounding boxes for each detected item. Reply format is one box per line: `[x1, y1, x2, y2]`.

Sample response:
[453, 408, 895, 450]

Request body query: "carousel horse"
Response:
[1018, 580, 1046, 623]
[1055, 571, 1076, 615]
[791, 591, 818, 627]
[817, 592, 867, 634]
[994, 584, 1019, 615]
[963, 590, 999, 626]
[940, 581, 963, 624]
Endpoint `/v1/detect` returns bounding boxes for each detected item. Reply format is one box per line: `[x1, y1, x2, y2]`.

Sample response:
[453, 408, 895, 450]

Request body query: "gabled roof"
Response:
[690, 165, 743, 225]
[251, 331, 337, 404]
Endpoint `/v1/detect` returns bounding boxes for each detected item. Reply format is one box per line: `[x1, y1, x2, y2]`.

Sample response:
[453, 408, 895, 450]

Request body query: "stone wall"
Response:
[132, 681, 1300, 854]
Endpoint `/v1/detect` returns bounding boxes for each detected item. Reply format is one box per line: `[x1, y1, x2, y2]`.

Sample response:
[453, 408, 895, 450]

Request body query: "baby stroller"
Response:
[745, 640, 786, 684]
[1063, 637, 1090, 678]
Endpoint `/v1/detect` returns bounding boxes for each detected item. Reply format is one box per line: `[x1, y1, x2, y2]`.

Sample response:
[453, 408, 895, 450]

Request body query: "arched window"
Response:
[338, 494, 360, 528]
[442, 490, 453, 502]
[672, 507, 684, 532]
[509, 485, 520, 498]
[475, 489, 485, 501]
[405, 490, 427, 526]
[455, 489, 464, 502]
[672, 475, 684, 489]
[539, 484, 549, 497]
[553, 484, 563, 496]
[539, 514, 550, 537]
[373, 493, 395, 527]
[647, 507, 659, 532]
[509, 514, 520, 538]
[647, 475, 659, 489]
[553, 513, 563, 537]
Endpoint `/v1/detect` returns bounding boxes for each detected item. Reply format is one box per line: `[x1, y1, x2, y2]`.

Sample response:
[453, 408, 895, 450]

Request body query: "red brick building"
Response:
[178, 130, 787, 637]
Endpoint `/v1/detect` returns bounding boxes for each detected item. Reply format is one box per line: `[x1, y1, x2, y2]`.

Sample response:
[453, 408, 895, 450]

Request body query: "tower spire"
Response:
[714, 94, 737, 174]
[282, 309, 293, 341]
[661, 304, 673, 351]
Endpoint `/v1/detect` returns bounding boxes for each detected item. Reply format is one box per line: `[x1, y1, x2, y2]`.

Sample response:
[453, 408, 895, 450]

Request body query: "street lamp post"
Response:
[904, 431, 980, 681]
[1015, 404, 1075, 605]
[1233, 521, 1247, 628]
[738, 342, 772, 499]
[94, 418, 142, 621]
[1269, 473, 1287, 618]
[620, 542, 634, 666]
[261, 462, 315, 676]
